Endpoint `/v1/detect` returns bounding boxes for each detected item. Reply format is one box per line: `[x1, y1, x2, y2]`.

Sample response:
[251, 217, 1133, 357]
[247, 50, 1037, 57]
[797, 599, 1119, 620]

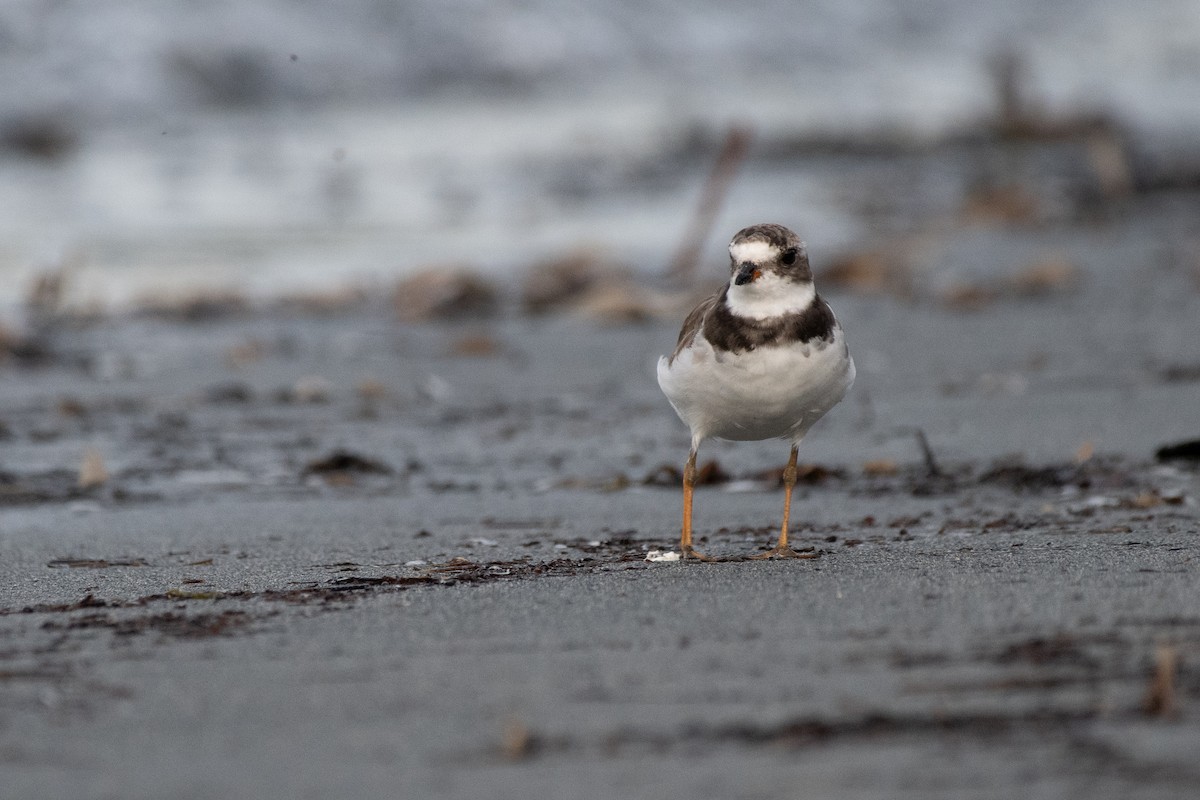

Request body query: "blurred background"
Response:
[1, 0, 1198, 314]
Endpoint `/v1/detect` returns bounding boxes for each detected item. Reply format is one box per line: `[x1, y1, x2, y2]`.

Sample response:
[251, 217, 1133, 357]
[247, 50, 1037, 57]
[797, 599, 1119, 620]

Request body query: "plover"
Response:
[657, 223, 855, 560]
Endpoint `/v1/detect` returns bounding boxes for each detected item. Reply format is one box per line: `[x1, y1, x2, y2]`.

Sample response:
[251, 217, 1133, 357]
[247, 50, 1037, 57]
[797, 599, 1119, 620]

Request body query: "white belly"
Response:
[658, 331, 855, 444]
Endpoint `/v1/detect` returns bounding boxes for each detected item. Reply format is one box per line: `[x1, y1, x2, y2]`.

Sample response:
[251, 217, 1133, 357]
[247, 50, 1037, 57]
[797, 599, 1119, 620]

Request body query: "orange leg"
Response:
[751, 445, 808, 559]
[679, 448, 714, 561]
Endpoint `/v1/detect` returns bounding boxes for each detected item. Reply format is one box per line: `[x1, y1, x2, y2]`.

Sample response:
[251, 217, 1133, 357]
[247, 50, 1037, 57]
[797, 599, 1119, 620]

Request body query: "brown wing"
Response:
[668, 289, 723, 364]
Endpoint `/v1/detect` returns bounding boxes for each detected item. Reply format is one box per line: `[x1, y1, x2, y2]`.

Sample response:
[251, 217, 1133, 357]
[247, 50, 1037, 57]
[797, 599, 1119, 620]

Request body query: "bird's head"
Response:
[728, 224, 811, 287]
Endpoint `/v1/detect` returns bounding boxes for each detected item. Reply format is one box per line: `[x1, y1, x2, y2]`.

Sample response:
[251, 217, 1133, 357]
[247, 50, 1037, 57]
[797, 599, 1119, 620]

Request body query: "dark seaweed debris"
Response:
[3, 556, 642, 618]
[303, 450, 394, 476]
[40, 609, 257, 639]
[1156, 439, 1200, 462]
[47, 558, 148, 569]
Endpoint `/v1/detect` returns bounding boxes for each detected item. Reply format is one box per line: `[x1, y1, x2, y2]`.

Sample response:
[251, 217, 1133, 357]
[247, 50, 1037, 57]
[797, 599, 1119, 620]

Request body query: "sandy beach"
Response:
[2, 174, 1200, 797]
[3, 4, 1200, 791]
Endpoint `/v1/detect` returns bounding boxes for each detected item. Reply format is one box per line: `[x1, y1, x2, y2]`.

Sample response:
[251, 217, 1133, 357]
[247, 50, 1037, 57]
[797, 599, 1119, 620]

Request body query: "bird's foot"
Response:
[680, 545, 717, 562]
[749, 545, 818, 560]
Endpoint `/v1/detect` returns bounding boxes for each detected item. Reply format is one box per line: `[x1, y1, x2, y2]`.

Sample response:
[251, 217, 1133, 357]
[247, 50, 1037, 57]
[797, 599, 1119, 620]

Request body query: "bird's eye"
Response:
[781, 248, 798, 266]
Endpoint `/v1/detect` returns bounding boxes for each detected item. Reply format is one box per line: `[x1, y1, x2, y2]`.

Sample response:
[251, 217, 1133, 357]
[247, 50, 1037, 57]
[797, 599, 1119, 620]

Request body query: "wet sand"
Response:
[3, 192, 1200, 798]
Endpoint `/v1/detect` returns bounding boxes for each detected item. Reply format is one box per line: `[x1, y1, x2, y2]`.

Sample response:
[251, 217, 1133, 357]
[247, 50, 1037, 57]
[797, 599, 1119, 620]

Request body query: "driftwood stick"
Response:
[667, 126, 753, 284]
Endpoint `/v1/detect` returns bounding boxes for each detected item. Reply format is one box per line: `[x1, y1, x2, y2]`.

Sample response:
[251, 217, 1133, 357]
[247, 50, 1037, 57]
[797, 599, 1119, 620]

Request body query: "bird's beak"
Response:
[734, 262, 762, 286]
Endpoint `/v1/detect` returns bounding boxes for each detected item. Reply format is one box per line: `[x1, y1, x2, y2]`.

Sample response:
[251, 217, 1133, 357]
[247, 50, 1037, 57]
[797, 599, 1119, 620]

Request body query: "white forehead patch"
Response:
[729, 239, 776, 264]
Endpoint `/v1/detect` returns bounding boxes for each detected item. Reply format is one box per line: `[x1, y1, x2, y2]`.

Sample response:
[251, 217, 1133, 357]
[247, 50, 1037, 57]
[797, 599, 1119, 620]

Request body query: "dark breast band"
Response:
[703, 286, 837, 354]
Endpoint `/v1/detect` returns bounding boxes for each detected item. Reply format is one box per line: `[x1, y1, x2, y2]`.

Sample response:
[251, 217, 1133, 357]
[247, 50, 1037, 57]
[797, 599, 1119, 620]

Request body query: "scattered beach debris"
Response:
[1, 256, 85, 366]
[1155, 439, 1200, 462]
[863, 459, 899, 477]
[939, 283, 999, 312]
[520, 249, 673, 322]
[796, 464, 840, 484]
[418, 373, 452, 403]
[1160, 364, 1200, 384]
[568, 280, 669, 324]
[641, 465, 680, 487]
[164, 588, 223, 600]
[939, 254, 1083, 311]
[47, 558, 147, 569]
[291, 375, 332, 403]
[521, 250, 621, 314]
[500, 718, 538, 761]
[356, 378, 388, 401]
[1124, 491, 1163, 510]
[392, 267, 497, 322]
[513, 128, 753, 322]
[1143, 643, 1179, 717]
[481, 517, 562, 531]
[750, 463, 840, 486]
[990, 49, 1033, 139]
[134, 289, 250, 321]
[600, 473, 631, 492]
[0, 324, 19, 360]
[0, 324, 54, 367]
[41, 609, 256, 639]
[1009, 257, 1081, 296]
[78, 447, 109, 489]
[303, 450, 393, 477]
[25, 262, 72, 323]
[275, 285, 368, 315]
[978, 461, 1078, 492]
[820, 249, 912, 297]
[962, 183, 1041, 226]
[57, 397, 87, 418]
[993, 634, 1092, 667]
[205, 381, 254, 404]
[467, 537, 499, 548]
[225, 338, 268, 367]
[913, 428, 944, 478]
[1159, 489, 1188, 506]
[0, 113, 79, 160]
[987, 49, 1123, 144]
[448, 332, 501, 357]
[646, 461, 842, 488]
[166, 46, 283, 108]
[1085, 131, 1135, 200]
[694, 460, 731, 485]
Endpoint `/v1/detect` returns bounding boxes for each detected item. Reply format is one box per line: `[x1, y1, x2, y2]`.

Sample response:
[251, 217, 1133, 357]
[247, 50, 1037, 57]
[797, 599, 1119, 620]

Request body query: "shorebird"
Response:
[657, 223, 855, 560]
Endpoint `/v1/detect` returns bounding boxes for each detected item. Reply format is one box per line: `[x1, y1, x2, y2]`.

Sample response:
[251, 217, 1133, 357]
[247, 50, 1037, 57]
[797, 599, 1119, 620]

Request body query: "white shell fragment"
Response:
[645, 550, 681, 562]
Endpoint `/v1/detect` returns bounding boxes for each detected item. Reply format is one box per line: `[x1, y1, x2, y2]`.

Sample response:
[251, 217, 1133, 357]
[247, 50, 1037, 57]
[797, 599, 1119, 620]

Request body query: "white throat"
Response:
[726, 273, 815, 320]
